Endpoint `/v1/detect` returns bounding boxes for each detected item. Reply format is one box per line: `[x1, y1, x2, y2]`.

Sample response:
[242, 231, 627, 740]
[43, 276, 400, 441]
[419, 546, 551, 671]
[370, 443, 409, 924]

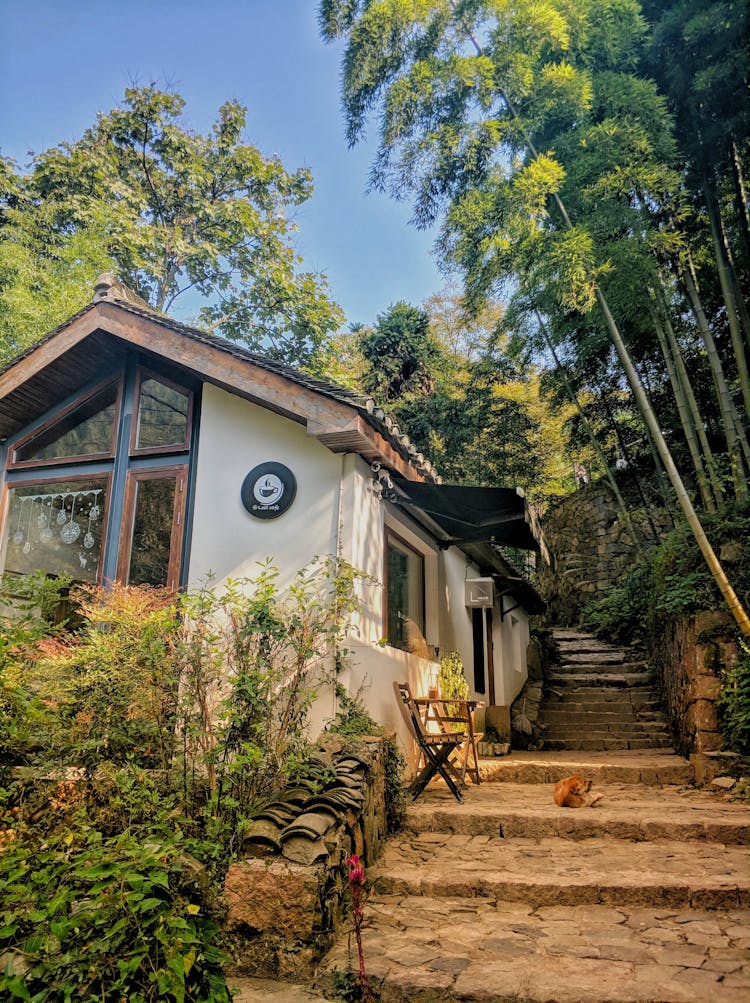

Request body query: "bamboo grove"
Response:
[319, 0, 750, 633]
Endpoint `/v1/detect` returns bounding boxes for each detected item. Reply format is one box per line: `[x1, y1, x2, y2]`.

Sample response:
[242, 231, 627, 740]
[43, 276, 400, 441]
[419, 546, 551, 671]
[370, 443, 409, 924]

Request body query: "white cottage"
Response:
[0, 275, 544, 751]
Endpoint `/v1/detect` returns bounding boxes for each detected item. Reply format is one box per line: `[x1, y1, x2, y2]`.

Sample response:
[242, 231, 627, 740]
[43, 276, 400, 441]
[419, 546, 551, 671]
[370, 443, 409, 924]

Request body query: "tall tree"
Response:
[321, 0, 750, 634]
[355, 295, 571, 499]
[0, 87, 343, 370]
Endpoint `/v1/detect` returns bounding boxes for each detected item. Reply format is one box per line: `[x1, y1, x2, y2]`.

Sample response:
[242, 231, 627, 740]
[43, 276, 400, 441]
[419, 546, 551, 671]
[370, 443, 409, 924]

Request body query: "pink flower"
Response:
[347, 853, 365, 886]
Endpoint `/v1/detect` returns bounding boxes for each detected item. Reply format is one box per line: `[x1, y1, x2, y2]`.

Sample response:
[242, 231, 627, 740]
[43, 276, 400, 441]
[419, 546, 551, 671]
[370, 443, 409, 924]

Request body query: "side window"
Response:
[385, 531, 425, 652]
[132, 370, 192, 454]
[1, 362, 196, 590]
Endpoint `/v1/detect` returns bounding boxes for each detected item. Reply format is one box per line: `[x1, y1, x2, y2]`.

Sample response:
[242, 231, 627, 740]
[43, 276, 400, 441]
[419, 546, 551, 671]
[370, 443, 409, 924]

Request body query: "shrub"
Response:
[580, 562, 652, 645]
[438, 650, 468, 705]
[717, 642, 750, 757]
[0, 819, 230, 1002]
[0, 556, 364, 999]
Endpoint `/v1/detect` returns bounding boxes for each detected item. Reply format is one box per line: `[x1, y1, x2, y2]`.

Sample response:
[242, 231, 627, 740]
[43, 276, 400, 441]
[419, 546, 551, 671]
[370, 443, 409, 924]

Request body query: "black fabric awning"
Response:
[390, 475, 547, 556]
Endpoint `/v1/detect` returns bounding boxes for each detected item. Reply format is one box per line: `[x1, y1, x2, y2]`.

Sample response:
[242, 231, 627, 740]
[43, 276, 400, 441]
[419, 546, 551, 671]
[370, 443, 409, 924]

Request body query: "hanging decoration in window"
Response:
[3, 484, 106, 582]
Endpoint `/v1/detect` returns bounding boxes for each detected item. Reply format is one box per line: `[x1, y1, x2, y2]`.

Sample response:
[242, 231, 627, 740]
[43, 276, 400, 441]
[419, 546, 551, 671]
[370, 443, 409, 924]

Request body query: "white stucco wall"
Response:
[189, 384, 342, 588]
[493, 604, 530, 707]
[188, 387, 532, 757]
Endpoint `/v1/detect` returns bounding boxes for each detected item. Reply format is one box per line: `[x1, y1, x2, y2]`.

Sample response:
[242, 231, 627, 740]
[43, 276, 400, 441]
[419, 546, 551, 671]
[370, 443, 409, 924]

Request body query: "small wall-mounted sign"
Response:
[241, 462, 297, 520]
[465, 577, 494, 608]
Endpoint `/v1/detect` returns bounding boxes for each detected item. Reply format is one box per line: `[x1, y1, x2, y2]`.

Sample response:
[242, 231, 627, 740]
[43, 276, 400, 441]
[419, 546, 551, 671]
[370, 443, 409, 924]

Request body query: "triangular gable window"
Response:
[13, 381, 119, 466]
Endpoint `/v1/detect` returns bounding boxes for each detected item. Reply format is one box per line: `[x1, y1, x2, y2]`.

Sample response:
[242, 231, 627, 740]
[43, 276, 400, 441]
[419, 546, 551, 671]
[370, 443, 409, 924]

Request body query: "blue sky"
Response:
[0, 0, 445, 327]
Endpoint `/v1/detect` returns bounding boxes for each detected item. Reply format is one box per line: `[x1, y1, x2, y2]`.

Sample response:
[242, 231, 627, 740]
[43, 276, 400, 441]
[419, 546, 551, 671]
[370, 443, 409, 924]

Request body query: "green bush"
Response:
[717, 643, 750, 757]
[438, 650, 468, 705]
[0, 819, 230, 1002]
[580, 562, 652, 645]
[0, 557, 364, 1000]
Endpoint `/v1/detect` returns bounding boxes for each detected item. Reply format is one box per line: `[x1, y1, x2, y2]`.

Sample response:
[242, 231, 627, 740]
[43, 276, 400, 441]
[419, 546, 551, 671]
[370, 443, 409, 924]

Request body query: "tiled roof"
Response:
[0, 280, 441, 482]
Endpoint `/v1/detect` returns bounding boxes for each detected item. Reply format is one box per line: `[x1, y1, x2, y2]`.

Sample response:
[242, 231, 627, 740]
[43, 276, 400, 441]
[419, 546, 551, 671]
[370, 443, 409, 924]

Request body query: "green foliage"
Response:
[0, 822, 230, 1002]
[321, 0, 750, 558]
[352, 290, 570, 497]
[0, 558, 364, 998]
[438, 649, 468, 713]
[582, 502, 750, 648]
[0, 220, 114, 365]
[581, 562, 653, 645]
[359, 301, 441, 402]
[381, 736, 408, 834]
[0, 573, 72, 767]
[717, 643, 750, 757]
[329, 685, 381, 738]
[1, 86, 343, 369]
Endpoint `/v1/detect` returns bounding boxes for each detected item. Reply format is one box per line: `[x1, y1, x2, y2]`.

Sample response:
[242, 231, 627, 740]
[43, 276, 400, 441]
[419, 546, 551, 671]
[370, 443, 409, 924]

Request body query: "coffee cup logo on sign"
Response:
[241, 463, 297, 519]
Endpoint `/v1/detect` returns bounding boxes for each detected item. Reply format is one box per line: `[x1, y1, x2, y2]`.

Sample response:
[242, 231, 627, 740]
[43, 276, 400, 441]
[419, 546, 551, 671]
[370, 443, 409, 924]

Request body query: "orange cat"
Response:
[553, 774, 602, 808]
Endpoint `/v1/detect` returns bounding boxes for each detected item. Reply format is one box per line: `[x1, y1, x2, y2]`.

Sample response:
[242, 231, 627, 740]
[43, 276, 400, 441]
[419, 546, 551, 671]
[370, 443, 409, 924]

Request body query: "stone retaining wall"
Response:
[651, 611, 737, 762]
[223, 736, 388, 980]
[510, 630, 556, 751]
[536, 482, 670, 625]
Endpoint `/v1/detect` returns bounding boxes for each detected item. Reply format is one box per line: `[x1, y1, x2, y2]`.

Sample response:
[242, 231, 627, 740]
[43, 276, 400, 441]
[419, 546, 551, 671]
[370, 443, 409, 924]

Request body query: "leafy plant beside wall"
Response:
[717, 643, 750, 758]
[0, 557, 364, 1000]
[438, 650, 468, 703]
[328, 686, 407, 834]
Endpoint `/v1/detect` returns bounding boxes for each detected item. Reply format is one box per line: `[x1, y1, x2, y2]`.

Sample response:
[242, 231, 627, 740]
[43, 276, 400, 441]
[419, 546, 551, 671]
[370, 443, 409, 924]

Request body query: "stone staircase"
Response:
[315, 757, 750, 1002]
[233, 630, 749, 1002]
[538, 629, 674, 752]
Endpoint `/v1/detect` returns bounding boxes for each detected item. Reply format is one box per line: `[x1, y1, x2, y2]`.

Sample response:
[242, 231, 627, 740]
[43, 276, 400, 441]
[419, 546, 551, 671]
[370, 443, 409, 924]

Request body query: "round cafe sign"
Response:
[241, 462, 297, 519]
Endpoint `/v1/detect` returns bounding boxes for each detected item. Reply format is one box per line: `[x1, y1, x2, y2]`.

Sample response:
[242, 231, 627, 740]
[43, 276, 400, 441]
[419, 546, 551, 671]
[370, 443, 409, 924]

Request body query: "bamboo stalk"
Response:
[650, 303, 715, 511]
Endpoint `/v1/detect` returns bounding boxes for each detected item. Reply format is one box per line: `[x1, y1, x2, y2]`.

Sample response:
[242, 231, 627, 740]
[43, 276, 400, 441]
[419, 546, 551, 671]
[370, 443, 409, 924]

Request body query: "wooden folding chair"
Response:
[416, 696, 484, 787]
[393, 681, 464, 802]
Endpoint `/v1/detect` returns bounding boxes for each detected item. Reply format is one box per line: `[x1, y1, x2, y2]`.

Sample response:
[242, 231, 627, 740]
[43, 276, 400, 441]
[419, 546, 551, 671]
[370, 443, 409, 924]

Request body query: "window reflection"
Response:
[127, 477, 177, 586]
[14, 383, 118, 463]
[2, 480, 107, 583]
[135, 377, 189, 450]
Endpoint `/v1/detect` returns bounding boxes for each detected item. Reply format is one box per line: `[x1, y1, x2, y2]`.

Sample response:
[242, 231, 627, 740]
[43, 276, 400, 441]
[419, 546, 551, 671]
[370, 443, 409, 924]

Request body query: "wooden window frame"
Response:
[383, 527, 426, 651]
[130, 367, 193, 457]
[9, 377, 122, 470]
[116, 464, 188, 591]
[0, 471, 113, 584]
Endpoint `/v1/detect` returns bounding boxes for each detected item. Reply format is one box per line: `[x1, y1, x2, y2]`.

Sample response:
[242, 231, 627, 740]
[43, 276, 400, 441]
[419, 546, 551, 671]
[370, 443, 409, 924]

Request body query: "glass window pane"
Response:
[2, 480, 107, 583]
[386, 536, 424, 652]
[15, 384, 117, 462]
[127, 477, 177, 586]
[135, 377, 189, 450]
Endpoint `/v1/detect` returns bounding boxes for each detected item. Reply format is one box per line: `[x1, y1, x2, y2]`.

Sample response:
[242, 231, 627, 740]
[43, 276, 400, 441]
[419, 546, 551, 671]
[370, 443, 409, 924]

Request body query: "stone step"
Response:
[317, 898, 750, 1003]
[541, 721, 672, 736]
[551, 628, 603, 639]
[541, 702, 657, 718]
[541, 708, 665, 722]
[541, 734, 673, 748]
[548, 672, 654, 687]
[561, 651, 645, 665]
[541, 725, 672, 738]
[557, 637, 643, 654]
[404, 783, 750, 844]
[545, 682, 657, 698]
[543, 737, 675, 752]
[541, 736, 673, 749]
[554, 660, 649, 674]
[371, 834, 749, 910]
[479, 751, 694, 786]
